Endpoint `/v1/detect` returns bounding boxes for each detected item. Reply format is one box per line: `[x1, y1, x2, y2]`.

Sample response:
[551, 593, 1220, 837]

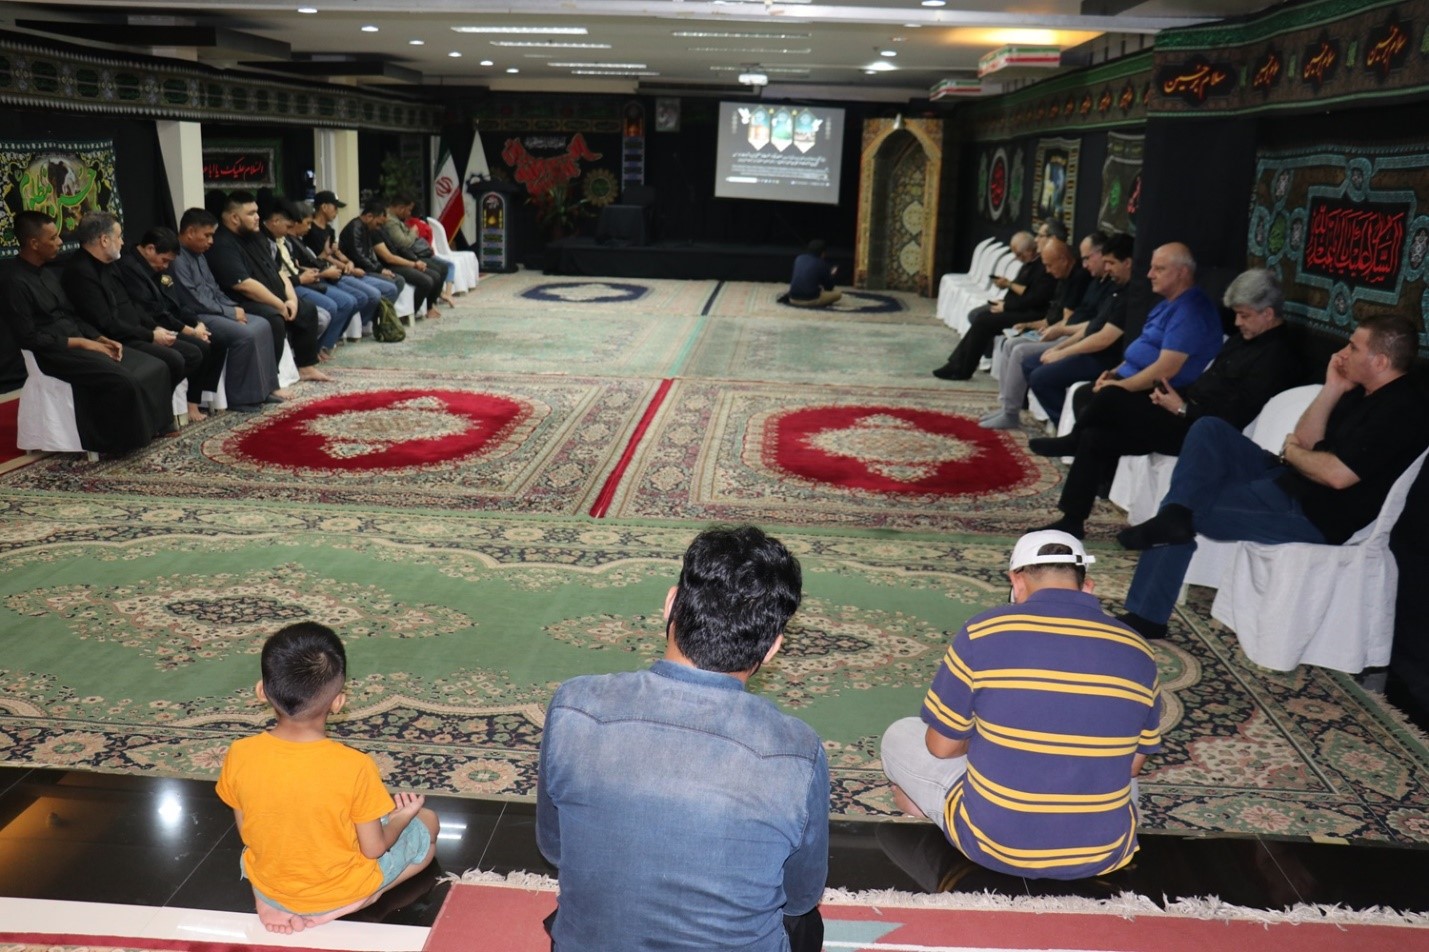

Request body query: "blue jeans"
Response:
[1028, 352, 1107, 425]
[297, 283, 362, 351]
[355, 272, 401, 303]
[1125, 417, 1326, 624]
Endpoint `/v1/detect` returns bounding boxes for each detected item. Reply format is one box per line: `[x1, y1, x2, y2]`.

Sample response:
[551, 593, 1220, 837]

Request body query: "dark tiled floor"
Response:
[2, 765, 1428, 929]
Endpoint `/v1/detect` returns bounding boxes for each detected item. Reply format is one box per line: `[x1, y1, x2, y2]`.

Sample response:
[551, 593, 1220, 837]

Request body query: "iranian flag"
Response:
[431, 137, 463, 243]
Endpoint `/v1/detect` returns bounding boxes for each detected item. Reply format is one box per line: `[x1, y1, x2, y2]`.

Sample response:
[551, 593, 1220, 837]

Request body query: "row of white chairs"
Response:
[425, 216, 480, 294]
[1090, 383, 1425, 676]
[935, 237, 1019, 337]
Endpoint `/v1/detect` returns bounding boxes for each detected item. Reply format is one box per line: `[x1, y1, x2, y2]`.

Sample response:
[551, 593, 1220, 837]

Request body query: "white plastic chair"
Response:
[1211, 446, 1429, 673]
[17, 349, 95, 459]
[427, 216, 479, 293]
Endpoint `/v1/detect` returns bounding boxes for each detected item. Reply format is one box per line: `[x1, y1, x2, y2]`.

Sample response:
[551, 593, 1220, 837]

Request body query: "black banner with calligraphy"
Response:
[202, 146, 278, 190]
[1152, 0, 1429, 117]
[0, 138, 122, 255]
[1247, 144, 1429, 353]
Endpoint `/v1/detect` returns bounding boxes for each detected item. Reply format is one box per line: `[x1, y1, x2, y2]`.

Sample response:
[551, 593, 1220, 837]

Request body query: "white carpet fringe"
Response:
[448, 868, 1429, 928]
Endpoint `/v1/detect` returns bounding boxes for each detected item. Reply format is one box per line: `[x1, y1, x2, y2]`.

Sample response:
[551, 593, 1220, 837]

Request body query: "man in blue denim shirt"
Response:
[537, 526, 828, 951]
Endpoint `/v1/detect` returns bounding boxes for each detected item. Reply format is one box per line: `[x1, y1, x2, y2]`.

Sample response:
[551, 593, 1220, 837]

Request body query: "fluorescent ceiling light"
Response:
[453, 26, 588, 35]
[297, 7, 317, 13]
[710, 65, 809, 75]
[549, 62, 647, 68]
[672, 31, 810, 39]
[687, 47, 811, 54]
[921, 1, 947, 7]
[490, 40, 611, 49]
[572, 69, 659, 76]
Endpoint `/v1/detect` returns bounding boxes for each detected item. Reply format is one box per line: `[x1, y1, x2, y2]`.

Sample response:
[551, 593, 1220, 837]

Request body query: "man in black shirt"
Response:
[205, 190, 328, 382]
[1, 210, 174, 454]
[1036, 268, 1302, 541]
[1116, 313, 1429, 640]
[934, 231, 1057, 380]
[62, 211, 209, 420]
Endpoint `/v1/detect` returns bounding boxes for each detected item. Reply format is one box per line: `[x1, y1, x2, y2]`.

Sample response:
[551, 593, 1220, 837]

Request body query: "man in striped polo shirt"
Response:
[880, 530, 1163, 880]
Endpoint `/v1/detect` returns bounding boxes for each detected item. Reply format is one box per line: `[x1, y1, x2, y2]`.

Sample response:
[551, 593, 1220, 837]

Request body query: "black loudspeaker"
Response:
[622, 185, 657, 207]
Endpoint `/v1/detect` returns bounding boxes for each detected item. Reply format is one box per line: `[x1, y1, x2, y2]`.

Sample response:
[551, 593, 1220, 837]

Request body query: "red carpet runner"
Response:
[588, 377, 672, 518]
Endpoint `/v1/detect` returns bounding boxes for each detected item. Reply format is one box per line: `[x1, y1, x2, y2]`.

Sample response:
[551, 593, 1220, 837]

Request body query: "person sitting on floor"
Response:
[782, 239, 842, 308]
[1028, 241, 1223, 454]
[217, 622, 439, 935]
[881, 530, 1162, 880]
[537, 525, 828, 952]
[1114, 313, 1429, 641]
[114, 225, 228, 423]
[1, 210, 175, 454]
[1034, 267, 1301, 540]
[170, 207, 288, 412]
[934, 230, 1056, 380]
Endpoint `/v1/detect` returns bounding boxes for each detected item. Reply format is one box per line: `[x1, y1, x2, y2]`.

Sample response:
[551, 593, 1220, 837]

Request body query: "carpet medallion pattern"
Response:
[0, 372, 655, 513]
[1, 498, 1426, 844]
[708, 281, 935, 322]
[603, 380, 1072, 533]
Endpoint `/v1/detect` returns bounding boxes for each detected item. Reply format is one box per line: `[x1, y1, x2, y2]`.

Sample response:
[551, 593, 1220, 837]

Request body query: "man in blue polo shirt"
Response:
[880, 530, 1162, 880]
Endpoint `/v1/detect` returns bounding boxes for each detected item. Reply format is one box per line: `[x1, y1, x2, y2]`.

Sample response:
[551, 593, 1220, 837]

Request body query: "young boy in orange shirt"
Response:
[217, 622, 440, 934]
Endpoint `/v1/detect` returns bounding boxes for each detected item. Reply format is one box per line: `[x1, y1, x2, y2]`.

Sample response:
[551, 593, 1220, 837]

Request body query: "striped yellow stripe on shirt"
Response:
[967, 614, 1154, 657]
[946, 786, 1134, 871]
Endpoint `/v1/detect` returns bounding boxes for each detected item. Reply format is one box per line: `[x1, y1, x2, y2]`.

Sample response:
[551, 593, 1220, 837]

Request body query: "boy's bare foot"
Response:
[254, 893, 309, 934]
[298, 366, 334, 382]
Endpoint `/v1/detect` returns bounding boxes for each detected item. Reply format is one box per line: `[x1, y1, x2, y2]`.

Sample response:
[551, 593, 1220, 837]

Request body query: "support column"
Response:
[315, 128, 361, 230]
[156, 120, 205, 218]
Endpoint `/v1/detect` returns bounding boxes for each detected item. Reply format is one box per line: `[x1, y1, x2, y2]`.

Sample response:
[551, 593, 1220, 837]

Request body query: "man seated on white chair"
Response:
[2, 210, 176, 454]
[1114, 314, 1429, 641]
[1033, 268, 1301, 542]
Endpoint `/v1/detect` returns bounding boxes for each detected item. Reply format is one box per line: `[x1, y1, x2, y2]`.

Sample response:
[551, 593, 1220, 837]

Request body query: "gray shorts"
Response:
[880, 716, 967, 832]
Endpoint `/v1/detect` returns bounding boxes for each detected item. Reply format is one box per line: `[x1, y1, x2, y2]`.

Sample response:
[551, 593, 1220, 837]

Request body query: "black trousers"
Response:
[1058, 385, 1193, 522]
[129, 337, 207, 397]
[246, 299, 321, 368]
[544, 905, 823, 952]
[942, 305, 1022, 379]
[390, 264, 441, 309]
[33, 345, 174, 454]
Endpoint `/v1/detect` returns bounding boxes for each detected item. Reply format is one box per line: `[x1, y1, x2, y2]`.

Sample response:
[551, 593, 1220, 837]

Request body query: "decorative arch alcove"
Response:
[855, 118, 943, 296]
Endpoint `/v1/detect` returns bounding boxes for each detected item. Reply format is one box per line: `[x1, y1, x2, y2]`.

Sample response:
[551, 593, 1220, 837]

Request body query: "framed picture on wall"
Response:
[655, 97, 680, 133]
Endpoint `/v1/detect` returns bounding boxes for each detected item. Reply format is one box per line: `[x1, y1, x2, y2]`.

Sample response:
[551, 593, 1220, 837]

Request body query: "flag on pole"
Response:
[462, 128, 490, 248]
[431, 137, 463, 243]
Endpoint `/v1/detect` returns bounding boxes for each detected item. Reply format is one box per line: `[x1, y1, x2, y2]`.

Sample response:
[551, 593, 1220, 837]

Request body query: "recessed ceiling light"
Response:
[489, 40, 611, 49]
[480, 59, 494, 66]
[409, 39, 425, 45]
[921, 0, 946, 6]
[506, 67, 520, 73]
[453, 26, 588, 35]
[864, 60, 896, 72]
[360, 24, 378, 32]
[880, 50, 897, 57]
[865, 69, 877, 74]
[296, 6, 317, 13]
[448, 51, 462, 57]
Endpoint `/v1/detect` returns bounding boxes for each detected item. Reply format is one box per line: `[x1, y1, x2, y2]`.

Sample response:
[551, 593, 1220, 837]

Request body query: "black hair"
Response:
[1016, 543, 1087, 588]
[223, 190, 257, 214]
[1103, 233, 1134, 261]
[361, 197, 387, 216]
[138, 226, 180, 254]
[14, 210, 54, 244]
[389, 192, 415, 207]
[74, 210, 120, 246]
[1083, 230, 1110, 252]
[260, 622, 347, 718]
[807, 239, 827, 255]
[1360, 312, 1418, 372]
[668, 526, 802, 673]
[265, 197, 299, 223]
[180, 207, 219, 232]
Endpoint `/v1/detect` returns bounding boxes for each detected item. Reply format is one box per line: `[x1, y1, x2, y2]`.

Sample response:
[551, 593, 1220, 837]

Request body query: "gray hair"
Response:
[74, 210, 120, 246]
[1223, 268, 1283, 316]
[1009, 231, 1035, 254]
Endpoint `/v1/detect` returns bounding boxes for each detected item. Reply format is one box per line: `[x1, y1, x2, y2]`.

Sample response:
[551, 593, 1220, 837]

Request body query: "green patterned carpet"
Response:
[1, 271, 1427, 845]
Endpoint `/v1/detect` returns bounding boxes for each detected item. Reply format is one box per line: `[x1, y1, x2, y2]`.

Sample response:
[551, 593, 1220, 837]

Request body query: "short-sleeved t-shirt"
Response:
[1282, 374, 1429, 543]
[1116, 285, 1222, 388]
[216, 732, 394, 913]
[204, 226, 252, 292]
[922, 588, 1162, 880]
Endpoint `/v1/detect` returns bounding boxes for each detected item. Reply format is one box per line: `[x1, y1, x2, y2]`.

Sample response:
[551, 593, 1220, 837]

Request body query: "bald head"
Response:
[1041, 237, 1075, 279]
[1148, 242, 1197, 300]
[1009, 230, 1037, 260]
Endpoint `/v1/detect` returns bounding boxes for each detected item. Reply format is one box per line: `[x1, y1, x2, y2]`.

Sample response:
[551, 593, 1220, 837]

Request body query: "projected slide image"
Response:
[715, 101, 845, 205]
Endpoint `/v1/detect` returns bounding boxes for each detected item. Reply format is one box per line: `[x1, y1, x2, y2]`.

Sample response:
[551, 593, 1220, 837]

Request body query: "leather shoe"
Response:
[932, 364, 969, 381]
[1116, 504, 1194, 550]
[1027, 435, 1077, 457]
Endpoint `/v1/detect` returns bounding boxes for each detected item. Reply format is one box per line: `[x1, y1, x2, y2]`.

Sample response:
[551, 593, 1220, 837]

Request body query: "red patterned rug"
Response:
[600, 379, 1091, 534]
[0, 371, 657, 513]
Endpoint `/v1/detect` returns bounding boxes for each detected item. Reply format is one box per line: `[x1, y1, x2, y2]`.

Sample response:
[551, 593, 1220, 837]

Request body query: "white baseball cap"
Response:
[1009, 530, 1096, 571]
